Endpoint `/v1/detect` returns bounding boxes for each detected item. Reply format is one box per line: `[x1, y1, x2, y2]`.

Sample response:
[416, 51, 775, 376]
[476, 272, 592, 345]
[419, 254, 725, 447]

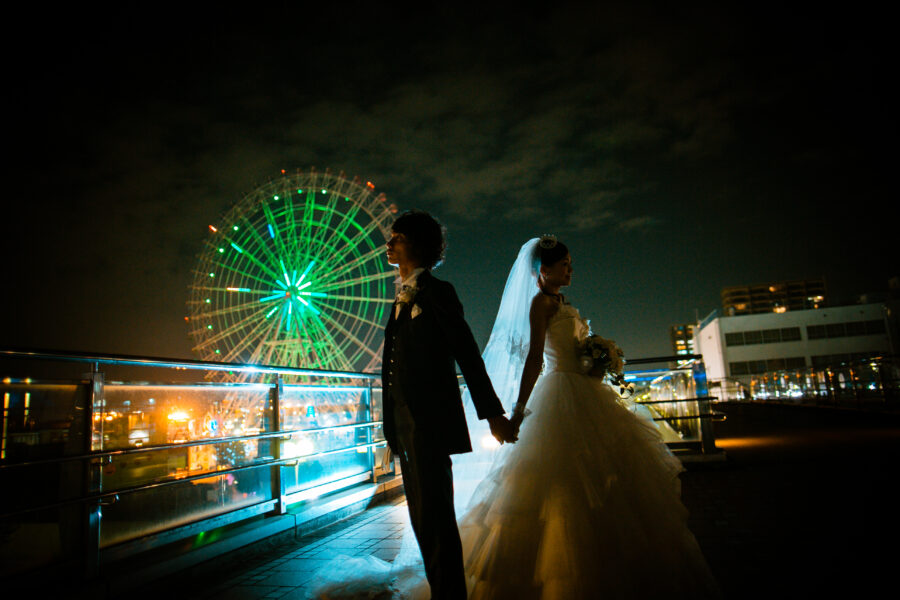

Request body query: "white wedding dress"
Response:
[456, 302, 719, 599]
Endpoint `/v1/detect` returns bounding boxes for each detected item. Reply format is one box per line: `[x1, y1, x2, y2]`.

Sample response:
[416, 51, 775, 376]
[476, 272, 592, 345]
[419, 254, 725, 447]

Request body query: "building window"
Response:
[743, 330, 763, 345]
[785, 357, 807, 369]
[844, 321, 866, 336]
[749, 360, 767, 374]
[811, 352, 881, 368]
[780, 327, 801, 341]
[730, 356, 807, 376]
[807, 325, 826, 340]
[826, 323, 846, 338]
[807, 320, 885, 340]
[866, 320, 886, 334]
[725, 332, 744, 346]
[728, 326, 803, 345]
[762, 329, 781, 343]
[730, 361, 749, 375]
[766, 358, 786, 371]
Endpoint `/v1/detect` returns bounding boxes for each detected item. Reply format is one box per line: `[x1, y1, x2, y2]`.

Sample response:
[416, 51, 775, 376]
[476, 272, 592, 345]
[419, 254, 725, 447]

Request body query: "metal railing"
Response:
[1, 349, 723, 587]
[621, 355, 722, 455]
[1, 349, 390, 584]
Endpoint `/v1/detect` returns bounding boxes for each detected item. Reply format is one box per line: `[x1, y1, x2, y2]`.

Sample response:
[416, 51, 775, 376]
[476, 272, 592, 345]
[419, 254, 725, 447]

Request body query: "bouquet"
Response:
[578, 334, 635, 398]
[579, 334, 623, 378]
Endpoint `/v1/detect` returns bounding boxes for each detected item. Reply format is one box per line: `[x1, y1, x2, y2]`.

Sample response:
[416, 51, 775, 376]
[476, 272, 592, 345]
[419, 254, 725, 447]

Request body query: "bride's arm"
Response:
[511, 294, 555, 429]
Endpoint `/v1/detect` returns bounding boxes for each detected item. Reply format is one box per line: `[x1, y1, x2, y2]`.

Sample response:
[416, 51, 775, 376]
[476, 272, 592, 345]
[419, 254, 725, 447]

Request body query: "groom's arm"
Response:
[428, 280, 504, 420]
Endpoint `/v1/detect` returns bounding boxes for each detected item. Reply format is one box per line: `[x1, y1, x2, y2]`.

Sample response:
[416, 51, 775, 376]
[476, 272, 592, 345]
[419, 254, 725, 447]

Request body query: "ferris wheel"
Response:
[188, 168, 398, 376]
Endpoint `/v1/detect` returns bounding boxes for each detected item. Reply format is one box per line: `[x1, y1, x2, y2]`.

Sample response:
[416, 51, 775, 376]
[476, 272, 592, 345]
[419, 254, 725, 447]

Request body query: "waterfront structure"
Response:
[695, 302, 894, 387]
[721, 278, 826, 316]
[669, 324, 695, 357]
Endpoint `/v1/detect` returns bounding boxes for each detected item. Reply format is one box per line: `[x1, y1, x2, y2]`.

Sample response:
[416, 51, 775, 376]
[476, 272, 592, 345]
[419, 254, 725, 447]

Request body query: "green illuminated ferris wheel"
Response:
[188, 168, 398, 375]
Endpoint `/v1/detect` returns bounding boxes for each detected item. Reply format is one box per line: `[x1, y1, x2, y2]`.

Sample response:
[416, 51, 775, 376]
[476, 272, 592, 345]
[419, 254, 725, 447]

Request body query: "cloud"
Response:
[616, 216, 657, 232]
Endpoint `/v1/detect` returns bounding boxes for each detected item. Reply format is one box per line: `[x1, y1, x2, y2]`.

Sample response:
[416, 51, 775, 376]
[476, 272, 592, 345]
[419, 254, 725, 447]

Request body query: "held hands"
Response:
[509, 411, 525, 436]
[488, 415, 518, 444]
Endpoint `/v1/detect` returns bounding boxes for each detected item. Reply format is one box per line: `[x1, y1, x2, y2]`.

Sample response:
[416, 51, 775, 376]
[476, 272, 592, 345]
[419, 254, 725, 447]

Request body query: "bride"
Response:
[456, 236, 719, 598]
[308, 236, 719, 599]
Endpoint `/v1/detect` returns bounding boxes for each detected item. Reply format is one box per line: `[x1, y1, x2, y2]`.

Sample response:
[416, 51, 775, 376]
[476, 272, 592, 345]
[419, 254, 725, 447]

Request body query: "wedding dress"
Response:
[307, 239, 718, 599]
[457, 300, 719, 599]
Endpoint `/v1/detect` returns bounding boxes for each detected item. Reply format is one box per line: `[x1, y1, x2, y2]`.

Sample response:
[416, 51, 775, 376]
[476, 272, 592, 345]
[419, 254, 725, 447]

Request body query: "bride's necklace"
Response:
[539, 283, 566, 304]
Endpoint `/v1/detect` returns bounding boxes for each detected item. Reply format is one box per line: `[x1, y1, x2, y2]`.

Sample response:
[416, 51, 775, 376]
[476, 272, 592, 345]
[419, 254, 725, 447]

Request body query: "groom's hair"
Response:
[391, 210, 446, 270]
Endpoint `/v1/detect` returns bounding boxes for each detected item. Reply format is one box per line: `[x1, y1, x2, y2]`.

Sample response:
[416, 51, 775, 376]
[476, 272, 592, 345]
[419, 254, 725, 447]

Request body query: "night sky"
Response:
[3, 2, 895, 365]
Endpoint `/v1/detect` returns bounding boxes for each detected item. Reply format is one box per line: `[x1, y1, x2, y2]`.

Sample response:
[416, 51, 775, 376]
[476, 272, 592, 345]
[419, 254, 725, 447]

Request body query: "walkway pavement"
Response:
[135, 401, 900, 600]
[151, 495, 411, 600]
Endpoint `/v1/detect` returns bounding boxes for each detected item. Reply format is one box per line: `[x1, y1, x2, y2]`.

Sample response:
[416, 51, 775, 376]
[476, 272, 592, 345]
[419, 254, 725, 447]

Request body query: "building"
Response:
[721, 278, 826, 316]
[669, 324, 695, 357]
[695, 302, 894, 387]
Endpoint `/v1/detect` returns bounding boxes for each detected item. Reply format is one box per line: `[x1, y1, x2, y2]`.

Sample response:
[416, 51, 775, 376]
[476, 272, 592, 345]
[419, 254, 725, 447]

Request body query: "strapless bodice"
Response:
[543, 303, 589, 373]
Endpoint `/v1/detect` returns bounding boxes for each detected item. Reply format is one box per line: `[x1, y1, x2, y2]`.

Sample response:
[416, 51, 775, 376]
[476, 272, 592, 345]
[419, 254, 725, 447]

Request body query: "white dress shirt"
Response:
[395, 267, 425, 318]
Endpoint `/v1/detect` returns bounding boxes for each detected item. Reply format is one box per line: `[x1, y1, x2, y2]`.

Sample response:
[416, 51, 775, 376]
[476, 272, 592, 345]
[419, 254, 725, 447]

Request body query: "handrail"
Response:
[1, 348, 380, 380]
[634, 396, 718, 406]
[0, 420, 384, 471]
[0, 438, 390, 520]
[625, 354, 702, 365]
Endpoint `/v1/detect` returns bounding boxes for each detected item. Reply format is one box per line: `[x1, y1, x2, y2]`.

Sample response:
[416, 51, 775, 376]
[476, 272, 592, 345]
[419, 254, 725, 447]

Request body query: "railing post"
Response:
[366, 379, 376, 482]
[270, 376, 286, 515]
[692, 359, 717, 455]
[84, 363, 103, 579]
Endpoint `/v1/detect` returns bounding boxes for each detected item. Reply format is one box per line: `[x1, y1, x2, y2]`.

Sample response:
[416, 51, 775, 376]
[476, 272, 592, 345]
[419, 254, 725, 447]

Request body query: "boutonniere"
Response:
[411, 304, 422, 319]
[396, 283, 418, 305]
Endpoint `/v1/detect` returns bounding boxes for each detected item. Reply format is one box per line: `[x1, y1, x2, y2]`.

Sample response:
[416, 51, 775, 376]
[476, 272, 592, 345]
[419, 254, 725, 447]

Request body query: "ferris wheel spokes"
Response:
[190, 169, 394, 375]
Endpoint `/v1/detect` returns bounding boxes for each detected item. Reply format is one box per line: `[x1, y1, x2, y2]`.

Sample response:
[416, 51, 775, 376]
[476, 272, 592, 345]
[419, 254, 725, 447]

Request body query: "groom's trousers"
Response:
[394, 402, 467, 600]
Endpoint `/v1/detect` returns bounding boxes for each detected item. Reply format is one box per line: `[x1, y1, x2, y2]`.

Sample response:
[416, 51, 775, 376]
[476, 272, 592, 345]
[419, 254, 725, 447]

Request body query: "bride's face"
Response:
[541, 254, 572, 288]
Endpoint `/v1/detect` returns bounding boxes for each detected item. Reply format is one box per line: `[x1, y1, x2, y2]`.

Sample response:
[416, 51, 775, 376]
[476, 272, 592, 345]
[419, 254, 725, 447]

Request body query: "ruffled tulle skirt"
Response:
[458, 371, 719, 599]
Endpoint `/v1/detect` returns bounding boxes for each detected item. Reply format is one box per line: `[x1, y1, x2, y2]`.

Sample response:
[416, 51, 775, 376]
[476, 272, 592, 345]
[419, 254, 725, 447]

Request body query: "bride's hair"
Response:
[533, 235, 569, 273]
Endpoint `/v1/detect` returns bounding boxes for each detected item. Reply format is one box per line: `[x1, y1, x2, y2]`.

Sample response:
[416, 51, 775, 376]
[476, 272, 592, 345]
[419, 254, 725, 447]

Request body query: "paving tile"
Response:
[278, 586, 312, 600]
[320, 537, 368, 549]
[370, 548, 400, 562]
[258, 569, 316, 587]
[370, 538, 403, 550]
[211, 585, 282, 600]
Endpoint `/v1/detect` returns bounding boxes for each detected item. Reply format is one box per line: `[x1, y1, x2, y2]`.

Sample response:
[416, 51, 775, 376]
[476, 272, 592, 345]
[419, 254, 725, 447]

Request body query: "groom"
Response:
[382, 210, 516, 599]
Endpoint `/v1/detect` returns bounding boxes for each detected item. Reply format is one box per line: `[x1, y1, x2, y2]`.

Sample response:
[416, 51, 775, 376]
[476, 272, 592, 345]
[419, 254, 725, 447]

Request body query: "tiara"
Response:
[539, 234, 557, 249]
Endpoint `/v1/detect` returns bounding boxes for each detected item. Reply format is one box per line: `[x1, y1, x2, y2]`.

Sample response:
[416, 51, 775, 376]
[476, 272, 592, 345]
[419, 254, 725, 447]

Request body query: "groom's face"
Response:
[386, 231, 416, 269]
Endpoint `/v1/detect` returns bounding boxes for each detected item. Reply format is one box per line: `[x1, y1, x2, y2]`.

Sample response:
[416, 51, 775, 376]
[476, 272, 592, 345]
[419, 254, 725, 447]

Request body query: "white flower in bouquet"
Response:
[578, 332, 635, 398]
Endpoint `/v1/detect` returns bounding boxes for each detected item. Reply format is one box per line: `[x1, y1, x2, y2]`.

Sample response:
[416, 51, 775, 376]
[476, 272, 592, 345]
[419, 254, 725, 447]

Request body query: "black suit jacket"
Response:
[382, 270, 504, 455]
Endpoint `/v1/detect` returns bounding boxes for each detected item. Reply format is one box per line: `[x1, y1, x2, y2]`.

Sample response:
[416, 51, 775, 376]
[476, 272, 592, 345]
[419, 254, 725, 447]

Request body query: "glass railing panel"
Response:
[1, 380, 90, 576]
[1, 380, 89, 464]
[98, 382, 274, 452]
[94, 382, 277, 547]
[623, 366, 704, 443]
[279, 383, 380, 495]
[98, 383, 274, 492]
[99, 465, 272, 548]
